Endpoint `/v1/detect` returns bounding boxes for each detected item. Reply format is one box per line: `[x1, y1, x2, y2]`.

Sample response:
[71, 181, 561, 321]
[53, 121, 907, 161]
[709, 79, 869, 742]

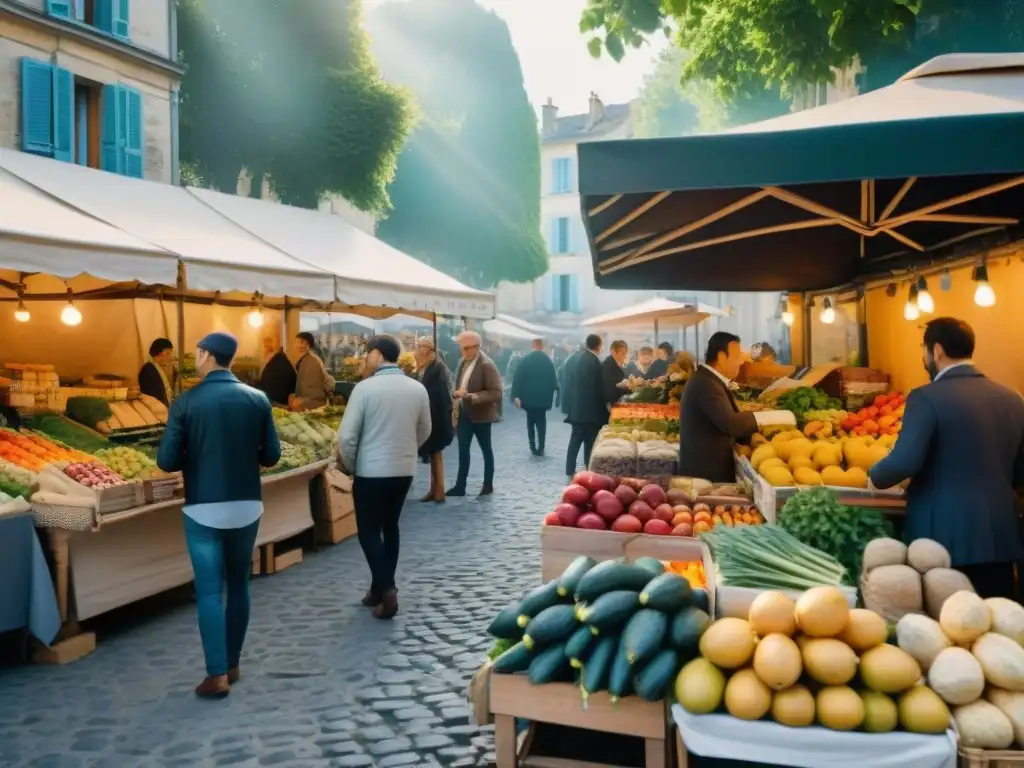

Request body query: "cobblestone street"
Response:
[0, 406, 570, 768]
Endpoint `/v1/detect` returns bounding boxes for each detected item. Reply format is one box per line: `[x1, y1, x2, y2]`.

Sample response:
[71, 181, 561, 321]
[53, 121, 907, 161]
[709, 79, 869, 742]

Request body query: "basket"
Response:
[960, 748, 1024, 767]
[32, 501, 99, 532]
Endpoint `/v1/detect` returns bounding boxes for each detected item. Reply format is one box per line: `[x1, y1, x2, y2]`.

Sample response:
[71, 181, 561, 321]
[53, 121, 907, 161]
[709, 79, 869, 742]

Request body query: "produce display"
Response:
[676, 585, 952, 737]
[94, 446, 159, 480]
[741, 429, 895, 489]
[272, 408, 336, 457]
[264, 441, 318, 474]
[778, 488, 893, 583]
[609, 404, 679, 434]
[23, 413, 110, 454]
[769, 387, 843, 423]
[0, 429, 96, 472]
[0, 462, 32, 499]
[588, 437, 637, 478]
[63, 461, 129, 489]
[333, 356, 364, 383]
[837, 392, 905, 438]
[487, 555, 712, 705]
[702, 525, 847, 591]
[308, 404, 345, 432]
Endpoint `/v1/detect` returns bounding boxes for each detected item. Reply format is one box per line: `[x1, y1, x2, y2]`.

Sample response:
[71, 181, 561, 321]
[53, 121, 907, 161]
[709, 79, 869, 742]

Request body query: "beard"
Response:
[923, 356, 939, 381]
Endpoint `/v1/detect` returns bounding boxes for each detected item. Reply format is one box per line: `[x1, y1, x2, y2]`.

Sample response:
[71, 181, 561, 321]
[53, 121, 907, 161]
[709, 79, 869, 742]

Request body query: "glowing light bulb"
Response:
[246, 308, 265, 328]
[781, 309, 794, 327]
[916, 281, 934, 313]
[14, 301, 29, 322]
[903, 300, 920, 321]
[819, 298, 835, 324]
[61, 302, 82, 326]
[975, 281, 996, 307]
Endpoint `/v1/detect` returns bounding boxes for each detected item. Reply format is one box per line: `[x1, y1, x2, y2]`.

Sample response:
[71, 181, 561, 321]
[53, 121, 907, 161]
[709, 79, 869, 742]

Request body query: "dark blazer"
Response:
[870, 366, 1024, 566]
[258, 350, 297, 406]
[602, 356, 627, 407]
[677, 365, 758, 482]
[512, 350, 558, 411]
[419, 359, 454, 455]
[157, 370, 281, 506]
[559, 349, 583, 416]
[625, 362, 643, 378]
[646, 358, 669, 380]
[453, 353, 503, 423]
[567, 351, 608, 426]
[138, 361, 170, 407]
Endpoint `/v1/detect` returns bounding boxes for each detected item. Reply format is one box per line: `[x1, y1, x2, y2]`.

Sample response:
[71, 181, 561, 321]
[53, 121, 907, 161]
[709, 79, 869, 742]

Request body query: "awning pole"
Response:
[654, 318, 660, 345]
[175, 262, 186, 395]
[432, 311, 438, 349]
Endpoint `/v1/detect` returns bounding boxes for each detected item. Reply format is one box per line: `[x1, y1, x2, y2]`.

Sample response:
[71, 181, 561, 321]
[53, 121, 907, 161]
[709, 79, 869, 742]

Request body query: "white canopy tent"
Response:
[482, 317, 538, 343]
[581, 297, 726, 331]
[494, 313, 561, 338]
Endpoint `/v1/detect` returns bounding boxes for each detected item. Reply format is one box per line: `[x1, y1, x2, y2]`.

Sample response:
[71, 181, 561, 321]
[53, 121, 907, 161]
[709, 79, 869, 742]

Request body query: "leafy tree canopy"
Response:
[366, 0, 548, 288]
[581, 0, 1022, 100]
[177, 0, 414, 212]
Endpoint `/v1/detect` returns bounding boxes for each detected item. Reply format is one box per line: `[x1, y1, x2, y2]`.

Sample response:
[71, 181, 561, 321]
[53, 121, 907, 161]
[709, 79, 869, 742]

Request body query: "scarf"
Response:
[150, 357, 173, 403]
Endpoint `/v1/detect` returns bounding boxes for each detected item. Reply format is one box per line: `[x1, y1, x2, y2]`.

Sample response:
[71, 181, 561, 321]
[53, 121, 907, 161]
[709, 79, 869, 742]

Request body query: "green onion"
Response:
[701, 525, 846, 591]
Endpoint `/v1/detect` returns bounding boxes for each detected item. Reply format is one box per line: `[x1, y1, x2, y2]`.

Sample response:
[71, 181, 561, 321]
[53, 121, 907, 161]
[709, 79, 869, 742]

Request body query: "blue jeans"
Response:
[183, 515, 260, 677]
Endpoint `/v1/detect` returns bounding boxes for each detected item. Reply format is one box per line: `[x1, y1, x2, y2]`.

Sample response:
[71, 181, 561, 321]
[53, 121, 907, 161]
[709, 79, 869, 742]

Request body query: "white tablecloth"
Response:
[672, 704, 956, 768]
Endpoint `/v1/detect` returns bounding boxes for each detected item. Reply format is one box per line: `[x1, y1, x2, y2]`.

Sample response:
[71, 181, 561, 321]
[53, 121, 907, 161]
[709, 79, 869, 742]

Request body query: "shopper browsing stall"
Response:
[564, 334, 607, 479]
[869, 317, 1024, 599]
[602, 340, 630, 406]
[292, 332, 336, 410]
[257, 330, 296, 407]
[413, 338, 453, 503]
[138, 338, 175, 407]
[645, 342, 673, 380]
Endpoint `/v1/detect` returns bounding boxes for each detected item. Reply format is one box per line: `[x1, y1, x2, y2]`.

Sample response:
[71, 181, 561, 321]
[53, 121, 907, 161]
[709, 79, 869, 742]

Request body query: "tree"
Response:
[176, 0, 414, 213]
[365, 0, 548, 288]
[580, 0, 1023, 100]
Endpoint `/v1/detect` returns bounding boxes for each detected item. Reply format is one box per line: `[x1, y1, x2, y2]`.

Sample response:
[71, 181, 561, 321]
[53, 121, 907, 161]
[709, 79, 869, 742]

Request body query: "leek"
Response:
[702, 525, 846, 590]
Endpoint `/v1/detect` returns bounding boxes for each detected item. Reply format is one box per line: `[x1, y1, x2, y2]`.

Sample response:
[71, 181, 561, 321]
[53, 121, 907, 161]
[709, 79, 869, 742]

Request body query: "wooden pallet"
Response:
[960, 748, 1024, 768]
[490, 674, 668, 768]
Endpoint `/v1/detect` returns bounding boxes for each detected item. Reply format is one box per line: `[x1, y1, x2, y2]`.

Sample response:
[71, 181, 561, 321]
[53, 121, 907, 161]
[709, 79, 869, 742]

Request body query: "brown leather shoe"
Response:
[479, 484, 494, 496]
[195, 675, 230, 699]
[361, 589, 381, 607]
[227, 667, 240, 685]
[372, 589, 399, 620]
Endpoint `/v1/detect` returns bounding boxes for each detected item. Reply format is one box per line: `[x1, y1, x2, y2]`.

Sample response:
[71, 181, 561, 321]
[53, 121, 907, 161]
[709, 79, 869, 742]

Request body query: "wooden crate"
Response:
[315, 513, 357, 545]
[490, 674, 668, 768]
[960, 748, 1024, 768]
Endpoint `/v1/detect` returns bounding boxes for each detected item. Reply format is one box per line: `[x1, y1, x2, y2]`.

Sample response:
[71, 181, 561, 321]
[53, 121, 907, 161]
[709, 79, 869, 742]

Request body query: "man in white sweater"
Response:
[339, 335, 431, 619]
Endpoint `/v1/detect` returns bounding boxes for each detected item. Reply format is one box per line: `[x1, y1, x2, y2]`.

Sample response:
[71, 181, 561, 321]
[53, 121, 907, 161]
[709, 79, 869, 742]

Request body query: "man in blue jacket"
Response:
[158, 332, 281, 699]
[512, 338, 559, 456]
[870, 317, 1024, 600]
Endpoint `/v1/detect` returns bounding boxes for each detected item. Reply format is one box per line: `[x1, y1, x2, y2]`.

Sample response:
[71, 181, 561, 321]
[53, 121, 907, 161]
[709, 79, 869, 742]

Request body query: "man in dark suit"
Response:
[565, 334, 608, 479]
[677, 332, 760, 482]
[559, 342, 582, 418]
[870, 317, 1024, 600]
[139, 338, 175, 407]
[645, 342, 673, 380]
[512, 338, 559, 456]
[602, 339, 629, 406]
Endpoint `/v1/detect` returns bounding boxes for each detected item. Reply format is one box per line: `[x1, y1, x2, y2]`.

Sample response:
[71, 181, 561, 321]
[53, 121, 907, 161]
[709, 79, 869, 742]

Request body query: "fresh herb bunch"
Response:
[776, 387, 843, 421]
[778, 487, 894, 584]
[488, 637, 516, 660]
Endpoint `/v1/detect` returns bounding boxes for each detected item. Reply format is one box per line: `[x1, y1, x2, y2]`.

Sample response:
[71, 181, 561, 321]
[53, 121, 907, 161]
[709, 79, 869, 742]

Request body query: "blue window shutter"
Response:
[541, 276, 555, 312]
[568, 275, 581, 313]
[20, 58, 54, 156]
[52, 66, 74, 163]
[112, 0, 130, 40]
[100, 84, 123, 173]
[557, 218, 569, 253]
[565, 158, 574, 193]
[551, 159, 559, 193]
[123, 86, 144, 178]
[46, 0, 72, 19]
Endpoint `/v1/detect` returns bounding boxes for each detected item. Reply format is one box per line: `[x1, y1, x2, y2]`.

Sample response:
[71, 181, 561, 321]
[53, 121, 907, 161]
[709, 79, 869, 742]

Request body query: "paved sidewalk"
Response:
[0, 406, 572, 768]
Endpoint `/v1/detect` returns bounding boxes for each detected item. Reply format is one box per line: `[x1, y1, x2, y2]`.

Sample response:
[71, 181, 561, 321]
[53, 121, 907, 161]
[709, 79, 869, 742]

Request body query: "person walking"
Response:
[565, 334, 608, 480]
[413, 338, 454, 503]
[157, 332, 281, 699]
[338, 335, 431, 619]
[870, 317, 1024, 599]
[512, 338, 559, 456]
[448, 331, 503, 497]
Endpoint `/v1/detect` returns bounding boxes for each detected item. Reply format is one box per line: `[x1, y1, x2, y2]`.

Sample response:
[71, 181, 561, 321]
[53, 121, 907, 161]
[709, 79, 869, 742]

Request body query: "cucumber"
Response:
[578, 591, 639, 634]
[492, 641, 532, 674]
[670, 606, 710, 651]
[523, 604, 578, 650]
[565, 625, 595, 668]
[488, 603, 525, 640]
[633, 648, 679, 701]
[690, 586, 710, 614]
[529, 642, 571, 685]
[633, 557, 665, 577]
[575, 561, 655, 604]
[639, 573, 692, 612]
[581, 635, 617, 699]
[608, 638, 634, 702]
[516, 580, 561, 627]
[557, 555, 597, 597]
[622, 609, 668, 666]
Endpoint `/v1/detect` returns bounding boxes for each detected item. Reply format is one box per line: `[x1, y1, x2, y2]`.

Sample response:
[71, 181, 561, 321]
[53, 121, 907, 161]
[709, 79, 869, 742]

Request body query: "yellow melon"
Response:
[899, 685, 951, 734]
[860, 644, 922, 694]
[724, 668, 773, 720]
[771, 684, 815, 727]
[699, 618, 757, 669]
[748, 591, 797, 637]
[753, 634, 803, 690]
[675, 658, 726, 715]
[861, 691, 899, 733]
[795, 586, 850, 637]
[801, 638, 858, 685]
[817, 686, 865, 731]
[838, 609, 888, 652]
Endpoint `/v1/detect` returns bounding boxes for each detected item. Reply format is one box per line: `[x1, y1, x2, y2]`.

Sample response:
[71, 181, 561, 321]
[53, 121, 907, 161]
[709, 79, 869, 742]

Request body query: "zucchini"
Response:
[633, 648, 679, 701]
[670, 606, 710, 651]
[488, 603, 525, 640]
[690, 587, 710, 614]
[492, 641, 532, 674]
[529, 642, 571, 685]
[622, 609, 668, 666]
[516, 580, 561, 627]
[578, 590, 639, 634]
[639, 573, 692, 612]
[557, 555, 597, 597]
[575, 561, 655, 604]
[633, 557, 665, 577]
[565, 625, 595, 668]
[581, 635, 617, 699]
[608, 638, 633, 702]
[523, 604, 577, 650]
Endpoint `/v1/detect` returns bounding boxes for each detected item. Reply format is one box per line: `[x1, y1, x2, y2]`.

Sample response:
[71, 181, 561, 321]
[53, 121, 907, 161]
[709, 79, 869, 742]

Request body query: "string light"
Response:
[779, 294, 794, 326]
[61, 301, 82, 326]
[904, 283, 920, 321]
[819, 297, 835, 324]
[915, 276, 934, 314]
[14, 299, 29, 323]
[973, 264, 996, 307]
[246, 293, 265, 328]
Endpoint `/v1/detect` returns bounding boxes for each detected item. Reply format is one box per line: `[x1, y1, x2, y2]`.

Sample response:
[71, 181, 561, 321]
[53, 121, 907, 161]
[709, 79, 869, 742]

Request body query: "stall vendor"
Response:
[677, 332, 794, 482]
[291, 332, 336, 410]
[869, 317, 1024, 600]
[257, 331, 296, 407]
[138, 338, 175, 407]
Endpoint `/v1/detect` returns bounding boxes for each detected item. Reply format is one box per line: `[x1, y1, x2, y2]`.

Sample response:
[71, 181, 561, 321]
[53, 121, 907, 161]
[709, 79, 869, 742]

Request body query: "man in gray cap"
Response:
[158, 331, 281, 699]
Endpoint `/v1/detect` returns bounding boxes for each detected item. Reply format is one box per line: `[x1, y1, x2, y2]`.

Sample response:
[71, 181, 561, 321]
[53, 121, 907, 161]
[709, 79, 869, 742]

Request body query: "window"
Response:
[552, 157, 572, 194]
[816, 82, 828, 107]
[47, 0, 130, 41]
[20, 57, 143, 178]
[550, 217, 570, 254]
[542, 274, 580, 313]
